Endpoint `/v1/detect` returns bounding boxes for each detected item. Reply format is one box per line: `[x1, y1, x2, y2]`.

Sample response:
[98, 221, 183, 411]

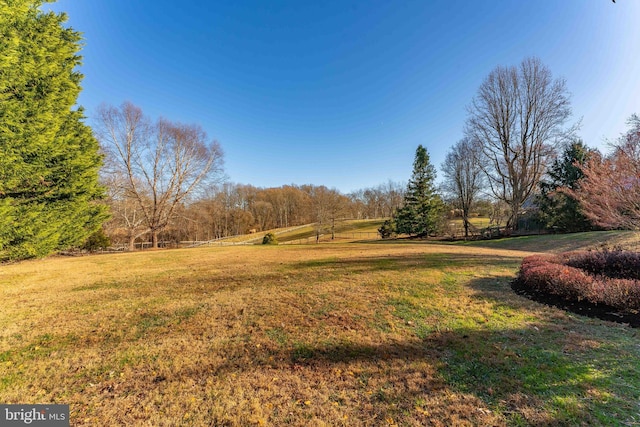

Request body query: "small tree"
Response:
[441, 137, 485, 238]
[102, 172, 149, 251]
[262, 232, 278, 245]
[378, 219, 396, 239]
[395, 145, 444, 236]
[305, 185, 349, 240]
[81, 229, 111, 251]
[567, 115, 640, 230]
[537, 140, 594, 232]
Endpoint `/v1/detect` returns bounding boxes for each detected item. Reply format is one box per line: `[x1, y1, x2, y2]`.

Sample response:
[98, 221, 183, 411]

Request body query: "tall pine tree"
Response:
[394, 145, 444, 237]
[0, 1, 107, 260]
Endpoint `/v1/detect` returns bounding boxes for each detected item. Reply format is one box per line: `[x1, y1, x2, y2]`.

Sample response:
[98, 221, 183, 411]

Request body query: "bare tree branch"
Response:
[441, 137, 485, 238]
[96, 102, 224, 248]
[466, 57, 572, 230]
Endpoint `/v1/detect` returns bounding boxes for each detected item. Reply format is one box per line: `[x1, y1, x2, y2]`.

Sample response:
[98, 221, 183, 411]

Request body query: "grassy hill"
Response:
[197, 219, 386, 245]
[0, 233, 638, 425]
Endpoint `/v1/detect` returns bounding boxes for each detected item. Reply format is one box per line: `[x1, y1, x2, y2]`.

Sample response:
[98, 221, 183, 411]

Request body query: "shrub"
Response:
[81, 229, 111, 251]
[262, 233, 278, 245]
[516, 250, 640, 312]
[378, 220, 396, 239]
[564, 250, 640, 280]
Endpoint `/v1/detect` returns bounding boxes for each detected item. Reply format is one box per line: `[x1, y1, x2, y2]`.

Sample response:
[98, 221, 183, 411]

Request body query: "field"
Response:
[1, 232, 639, 425]
[193, 219, 386, 246]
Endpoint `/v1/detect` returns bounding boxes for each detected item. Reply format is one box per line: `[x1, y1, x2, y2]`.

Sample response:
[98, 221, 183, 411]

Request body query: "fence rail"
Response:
[107, 226, 384, 251]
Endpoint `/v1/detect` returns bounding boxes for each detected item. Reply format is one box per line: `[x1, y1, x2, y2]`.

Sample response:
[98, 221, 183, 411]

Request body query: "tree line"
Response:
[103, 176, 405, 250]
[97, 101, 405, 249]
[97, 102, 405, 249]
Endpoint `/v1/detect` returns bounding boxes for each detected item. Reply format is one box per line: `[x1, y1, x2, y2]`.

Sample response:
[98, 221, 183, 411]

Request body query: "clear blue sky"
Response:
[48, 0, 640, 194]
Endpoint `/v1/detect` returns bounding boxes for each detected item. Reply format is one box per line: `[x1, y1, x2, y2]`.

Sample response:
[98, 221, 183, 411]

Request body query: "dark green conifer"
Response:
[394, 145, 444, 236]
[536, 141, 594, 233]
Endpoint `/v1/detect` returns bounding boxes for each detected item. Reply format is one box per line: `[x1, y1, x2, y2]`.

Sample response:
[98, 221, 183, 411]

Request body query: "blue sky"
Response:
[48, 0, 640, 194]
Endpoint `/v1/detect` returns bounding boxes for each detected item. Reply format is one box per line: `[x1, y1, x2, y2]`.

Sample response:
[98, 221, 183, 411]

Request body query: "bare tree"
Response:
[349, 181, 405, 219]
[251, 200, 274, 231]
[304, 185, 349, 241]
[97, 102, 224, 248]
[441, 137, 485, 238]
[566, 115, 640, 230]
[466, 57, 572, 230]
[381, 180, 405, 218]
[102, 172, 149, 251]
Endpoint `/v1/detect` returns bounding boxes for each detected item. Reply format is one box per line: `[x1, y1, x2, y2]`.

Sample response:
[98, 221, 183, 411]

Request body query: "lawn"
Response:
[0, 234, 638, 425]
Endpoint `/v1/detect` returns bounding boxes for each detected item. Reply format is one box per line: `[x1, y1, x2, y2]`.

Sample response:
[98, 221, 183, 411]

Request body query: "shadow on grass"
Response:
[511, 279, 640, 328]
[205, 322, 636, 425]
[292, 252, 523, 275]
[7, 247, 638, 426]
[191, 269, 639, 425]
[450, 230, 639, 254]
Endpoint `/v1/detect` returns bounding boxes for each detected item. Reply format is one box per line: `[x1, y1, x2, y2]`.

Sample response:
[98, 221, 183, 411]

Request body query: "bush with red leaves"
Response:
[515, 250, 640, 313]
[564, 250, 640, 280]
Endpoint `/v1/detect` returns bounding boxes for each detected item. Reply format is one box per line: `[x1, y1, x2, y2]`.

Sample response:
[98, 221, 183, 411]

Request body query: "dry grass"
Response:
[206, 219, 385, 245]
[458, 230, 640, 254]
[1, 239, 639, 426]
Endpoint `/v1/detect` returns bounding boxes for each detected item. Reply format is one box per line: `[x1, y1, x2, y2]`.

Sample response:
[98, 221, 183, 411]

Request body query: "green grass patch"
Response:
[266, 328, 289, 346]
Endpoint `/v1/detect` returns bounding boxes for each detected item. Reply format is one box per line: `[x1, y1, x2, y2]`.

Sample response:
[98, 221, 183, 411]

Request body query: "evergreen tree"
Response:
[377, 219, 395, 239]
[0, 1, 107, 260]
[394, 145, 444, 236]
[536, 141, 594, 232]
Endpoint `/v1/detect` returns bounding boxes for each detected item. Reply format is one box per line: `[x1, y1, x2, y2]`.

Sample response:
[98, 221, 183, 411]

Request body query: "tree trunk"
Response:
[151, 230, 159, 248]
[507, 205, 519, 231]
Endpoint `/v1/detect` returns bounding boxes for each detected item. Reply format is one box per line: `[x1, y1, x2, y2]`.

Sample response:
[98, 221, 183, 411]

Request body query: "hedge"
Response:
[515, 250, 640, 312]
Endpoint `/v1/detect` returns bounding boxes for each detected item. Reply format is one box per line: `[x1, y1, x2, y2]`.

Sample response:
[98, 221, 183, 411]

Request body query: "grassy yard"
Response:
[458, 230, 640, 253]
[0, 234, 639, 425]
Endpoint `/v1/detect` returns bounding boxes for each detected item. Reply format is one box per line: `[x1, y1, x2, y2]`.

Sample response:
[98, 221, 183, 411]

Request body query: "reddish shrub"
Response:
[516, 250, 640, 312]
[564, 250, 640, 280]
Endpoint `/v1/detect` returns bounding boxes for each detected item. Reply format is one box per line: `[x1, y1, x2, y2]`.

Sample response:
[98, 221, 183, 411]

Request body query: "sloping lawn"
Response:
[456, 230, 640, 254]
[0, 241, 638, 425]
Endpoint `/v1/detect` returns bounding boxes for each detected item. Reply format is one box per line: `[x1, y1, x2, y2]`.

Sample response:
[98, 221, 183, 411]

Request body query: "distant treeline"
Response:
[104, 182, 405, 248]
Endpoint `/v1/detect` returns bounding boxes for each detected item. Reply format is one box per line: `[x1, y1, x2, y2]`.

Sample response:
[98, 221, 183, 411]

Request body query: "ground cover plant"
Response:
[1, 235, 639, 425]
